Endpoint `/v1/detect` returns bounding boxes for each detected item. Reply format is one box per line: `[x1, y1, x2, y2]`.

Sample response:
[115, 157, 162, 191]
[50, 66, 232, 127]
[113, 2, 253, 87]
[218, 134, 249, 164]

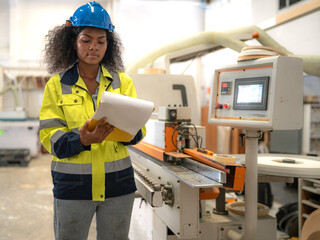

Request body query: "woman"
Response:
[40, 2, 145, 239]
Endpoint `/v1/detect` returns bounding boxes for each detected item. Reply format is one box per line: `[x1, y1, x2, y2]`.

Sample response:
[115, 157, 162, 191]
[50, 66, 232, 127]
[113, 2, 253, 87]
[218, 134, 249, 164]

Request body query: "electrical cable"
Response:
[171, 122, 202, 151]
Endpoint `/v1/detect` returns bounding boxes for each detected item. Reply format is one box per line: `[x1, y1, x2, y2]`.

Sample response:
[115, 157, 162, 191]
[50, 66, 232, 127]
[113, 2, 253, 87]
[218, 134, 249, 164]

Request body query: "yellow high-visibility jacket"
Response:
[40, 63, 146, 201]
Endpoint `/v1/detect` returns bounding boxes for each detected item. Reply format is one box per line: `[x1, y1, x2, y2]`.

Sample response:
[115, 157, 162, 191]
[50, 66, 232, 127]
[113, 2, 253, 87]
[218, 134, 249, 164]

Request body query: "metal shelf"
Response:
[301, 199, 320, 209]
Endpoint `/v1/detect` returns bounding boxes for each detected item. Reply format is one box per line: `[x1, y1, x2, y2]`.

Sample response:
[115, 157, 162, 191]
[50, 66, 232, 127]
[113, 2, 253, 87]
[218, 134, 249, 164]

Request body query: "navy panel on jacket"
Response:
[52, 166, 137, 200]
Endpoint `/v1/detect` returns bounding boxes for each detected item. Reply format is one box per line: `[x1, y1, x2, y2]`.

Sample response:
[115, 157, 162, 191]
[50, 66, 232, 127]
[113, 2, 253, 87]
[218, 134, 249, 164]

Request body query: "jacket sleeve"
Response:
[119, 73, 147, 145]
[121, 126, 147, 146]
[39, 77, 90, 159]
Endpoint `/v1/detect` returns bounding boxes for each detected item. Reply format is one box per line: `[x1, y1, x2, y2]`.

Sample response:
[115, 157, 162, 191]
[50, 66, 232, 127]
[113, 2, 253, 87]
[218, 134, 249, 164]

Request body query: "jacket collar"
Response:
[60, 63, 113, 86]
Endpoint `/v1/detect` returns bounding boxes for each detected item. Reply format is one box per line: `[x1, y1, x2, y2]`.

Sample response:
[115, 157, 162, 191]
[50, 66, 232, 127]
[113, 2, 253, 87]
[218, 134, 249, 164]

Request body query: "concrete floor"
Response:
[0, 154, 54, 240]
[0, 153, 296, 240]
[0, 153, 149, 240]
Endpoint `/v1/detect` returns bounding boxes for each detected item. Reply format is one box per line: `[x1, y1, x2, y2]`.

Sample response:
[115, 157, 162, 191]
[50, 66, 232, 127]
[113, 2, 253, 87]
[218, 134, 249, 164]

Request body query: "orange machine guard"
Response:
[200, 187, 220, 200]
[131, 141, 164, 161]
[164, 123, 179, 152]
[132, 143, 245, 192]
[183, 148, 230, 174]
[232, 165, 246, 191]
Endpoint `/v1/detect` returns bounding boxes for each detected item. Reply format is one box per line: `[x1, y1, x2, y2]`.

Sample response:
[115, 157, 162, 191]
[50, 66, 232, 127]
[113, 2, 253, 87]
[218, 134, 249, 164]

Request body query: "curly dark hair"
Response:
[44, 24, 124, 74]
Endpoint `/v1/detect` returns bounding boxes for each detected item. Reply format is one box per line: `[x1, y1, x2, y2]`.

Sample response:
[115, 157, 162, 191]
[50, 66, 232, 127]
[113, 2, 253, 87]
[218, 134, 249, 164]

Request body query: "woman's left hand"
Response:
[80, 117, 114, 146]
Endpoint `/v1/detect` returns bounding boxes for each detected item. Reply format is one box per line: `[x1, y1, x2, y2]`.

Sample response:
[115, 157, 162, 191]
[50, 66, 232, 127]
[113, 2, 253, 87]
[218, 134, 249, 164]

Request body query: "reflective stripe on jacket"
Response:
[39, 63, 146, 201]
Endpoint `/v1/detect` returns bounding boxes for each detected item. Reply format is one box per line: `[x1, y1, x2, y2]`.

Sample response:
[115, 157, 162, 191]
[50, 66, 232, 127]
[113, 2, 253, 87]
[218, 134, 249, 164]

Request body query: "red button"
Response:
[224, 104, 229, 109]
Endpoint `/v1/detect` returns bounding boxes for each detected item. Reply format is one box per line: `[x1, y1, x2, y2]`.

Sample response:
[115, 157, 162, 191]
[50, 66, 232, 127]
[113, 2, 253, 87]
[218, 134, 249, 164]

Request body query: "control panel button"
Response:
[214, 103, 223, 109]
[223, 104, 230, 109]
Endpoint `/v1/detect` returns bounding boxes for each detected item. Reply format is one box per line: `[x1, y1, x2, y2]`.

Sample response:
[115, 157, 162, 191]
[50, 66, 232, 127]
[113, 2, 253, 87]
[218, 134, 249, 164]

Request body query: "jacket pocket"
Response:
[52, 171, 84, 185]
[115, 167, 134, 183]
[57, 95, 84, 129]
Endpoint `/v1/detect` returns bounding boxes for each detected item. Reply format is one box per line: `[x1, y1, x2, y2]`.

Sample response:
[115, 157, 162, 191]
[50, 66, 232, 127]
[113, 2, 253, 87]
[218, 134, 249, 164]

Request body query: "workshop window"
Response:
[279, 0, 304, 9]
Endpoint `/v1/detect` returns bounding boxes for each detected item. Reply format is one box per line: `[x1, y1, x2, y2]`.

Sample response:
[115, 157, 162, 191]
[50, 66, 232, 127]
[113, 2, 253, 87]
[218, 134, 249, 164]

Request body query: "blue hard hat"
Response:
[69, 1, 115, 31]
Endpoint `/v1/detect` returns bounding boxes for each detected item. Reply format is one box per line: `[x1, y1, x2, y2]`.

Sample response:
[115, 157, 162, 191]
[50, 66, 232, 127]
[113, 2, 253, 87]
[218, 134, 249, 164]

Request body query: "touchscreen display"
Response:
[236, 84, 263, 103]
[233, 76, 269, 110]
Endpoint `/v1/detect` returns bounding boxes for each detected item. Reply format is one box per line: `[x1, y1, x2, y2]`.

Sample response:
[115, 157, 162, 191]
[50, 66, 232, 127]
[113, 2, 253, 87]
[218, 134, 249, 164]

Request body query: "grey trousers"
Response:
[54, 193, 135, 240]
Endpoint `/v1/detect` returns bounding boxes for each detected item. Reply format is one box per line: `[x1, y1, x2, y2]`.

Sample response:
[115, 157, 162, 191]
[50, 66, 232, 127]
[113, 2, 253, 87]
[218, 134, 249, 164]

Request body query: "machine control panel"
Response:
[209, 56, 303, 130]
[216, 76, 269, 112]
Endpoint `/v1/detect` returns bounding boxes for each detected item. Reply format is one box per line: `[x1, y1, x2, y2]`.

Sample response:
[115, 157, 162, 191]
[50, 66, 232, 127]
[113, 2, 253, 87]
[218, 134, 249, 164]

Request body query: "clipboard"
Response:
[87, 91, 154, 142]
[88, 119, 134, 142]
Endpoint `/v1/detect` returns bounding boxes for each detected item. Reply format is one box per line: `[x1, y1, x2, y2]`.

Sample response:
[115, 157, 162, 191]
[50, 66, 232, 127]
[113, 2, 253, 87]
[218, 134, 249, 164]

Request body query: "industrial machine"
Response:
[129, 109, 248, 240]
[127, 54, 306, 240]
[208, 56, 303, 240]
[0, 67, 43, 159]
[0, 68, 26, 120]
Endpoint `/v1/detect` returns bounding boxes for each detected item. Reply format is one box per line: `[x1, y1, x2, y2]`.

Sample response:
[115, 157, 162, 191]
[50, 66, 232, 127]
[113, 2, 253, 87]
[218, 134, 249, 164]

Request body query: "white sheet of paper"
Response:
[91, 91, 154, 136]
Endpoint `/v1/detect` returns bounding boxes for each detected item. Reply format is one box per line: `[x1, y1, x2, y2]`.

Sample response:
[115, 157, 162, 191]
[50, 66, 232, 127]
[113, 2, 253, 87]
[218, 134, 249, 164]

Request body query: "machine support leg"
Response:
[213, 188, 228, 215]
[227, 130, 259, 240]
[244, 130, 259, 240]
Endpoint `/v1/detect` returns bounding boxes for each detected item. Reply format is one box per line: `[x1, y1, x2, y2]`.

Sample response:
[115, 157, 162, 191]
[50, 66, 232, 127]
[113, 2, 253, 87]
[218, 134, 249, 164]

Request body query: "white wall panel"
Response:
[251, 0, 277, 26]
[8, 0, 89, 65]
[1, 0, 204, 67]
[266, 10, 320, 55]
[205, 0, 252, 31]
[117, 0, 204, 66]
[0, 0, 9, 60]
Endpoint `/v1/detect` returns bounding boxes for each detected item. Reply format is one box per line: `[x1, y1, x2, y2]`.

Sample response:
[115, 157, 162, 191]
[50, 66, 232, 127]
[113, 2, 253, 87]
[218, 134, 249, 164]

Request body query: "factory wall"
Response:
[202, 0, 320, 104]
[201, 0, 320, 153]
[116, 0, 205, 66]
[0, 0, 91, 115]
[1, 0, 319, 72]
[0, 0, 9, 61]
[0, 0, 204, 67]
[0, 0, 319, 116]
[0, 0, 205, 117]
[1, 0, 91, 66]
[253, 1, 320, 56]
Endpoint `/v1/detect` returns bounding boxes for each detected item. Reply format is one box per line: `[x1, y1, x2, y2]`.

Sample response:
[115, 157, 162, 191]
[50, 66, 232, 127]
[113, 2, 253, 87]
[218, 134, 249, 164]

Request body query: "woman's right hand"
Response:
[80, 117, 114, 146]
